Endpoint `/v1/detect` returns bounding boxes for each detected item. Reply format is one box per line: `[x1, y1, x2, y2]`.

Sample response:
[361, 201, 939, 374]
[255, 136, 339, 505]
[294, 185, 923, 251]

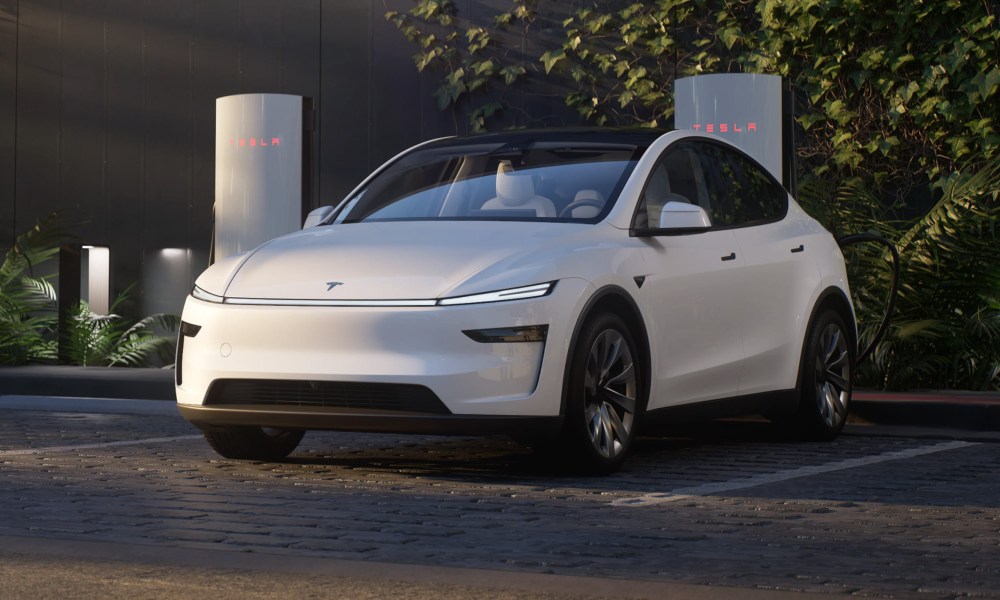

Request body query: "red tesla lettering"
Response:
[719, 123, 728, 133]
[691, 124, 701, 131]
[748, 122, 757, 132]
[705, 124, 714, 133]
[230, 136, 282, 148]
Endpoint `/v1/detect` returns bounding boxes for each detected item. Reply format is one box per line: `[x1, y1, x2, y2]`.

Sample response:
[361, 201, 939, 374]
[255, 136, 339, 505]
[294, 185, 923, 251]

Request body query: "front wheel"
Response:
[559, 313, 644, 474]
[202, 426, 304, 460]
[790, 309, 855, 440]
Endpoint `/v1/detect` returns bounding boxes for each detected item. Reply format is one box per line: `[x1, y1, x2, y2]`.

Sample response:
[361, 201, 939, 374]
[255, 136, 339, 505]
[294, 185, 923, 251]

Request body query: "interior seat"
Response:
[480, 162, 557, 217]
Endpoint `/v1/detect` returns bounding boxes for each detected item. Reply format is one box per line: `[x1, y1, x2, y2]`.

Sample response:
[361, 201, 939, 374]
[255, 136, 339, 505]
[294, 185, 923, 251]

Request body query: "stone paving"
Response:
[1, 399, 999, 598]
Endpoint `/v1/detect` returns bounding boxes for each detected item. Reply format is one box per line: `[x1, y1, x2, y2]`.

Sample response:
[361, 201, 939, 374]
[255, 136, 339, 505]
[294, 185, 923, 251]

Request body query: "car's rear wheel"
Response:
[559, 313, 644, 474]
[788, 309, 854, 440]
[202, 426, 304, 460]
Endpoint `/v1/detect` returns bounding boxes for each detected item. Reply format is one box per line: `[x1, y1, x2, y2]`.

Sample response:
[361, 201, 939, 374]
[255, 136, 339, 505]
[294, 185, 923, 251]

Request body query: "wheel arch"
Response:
[795, 286, 857, 390]
[560, 285, 652, 417]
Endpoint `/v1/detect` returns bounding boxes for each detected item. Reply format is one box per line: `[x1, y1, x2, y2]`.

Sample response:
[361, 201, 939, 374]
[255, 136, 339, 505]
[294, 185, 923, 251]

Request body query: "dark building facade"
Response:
[1, 1, 572, 316]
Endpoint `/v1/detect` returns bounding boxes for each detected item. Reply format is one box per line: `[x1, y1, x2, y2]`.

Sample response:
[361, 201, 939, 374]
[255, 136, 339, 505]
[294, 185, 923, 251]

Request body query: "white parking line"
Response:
[612, 440, 979, 507]
[0, 435, 202, 457]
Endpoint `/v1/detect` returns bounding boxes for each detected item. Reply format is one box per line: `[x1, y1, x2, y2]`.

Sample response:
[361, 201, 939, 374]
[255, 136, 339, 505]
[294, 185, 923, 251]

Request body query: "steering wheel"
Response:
[559, 199, 605, 218]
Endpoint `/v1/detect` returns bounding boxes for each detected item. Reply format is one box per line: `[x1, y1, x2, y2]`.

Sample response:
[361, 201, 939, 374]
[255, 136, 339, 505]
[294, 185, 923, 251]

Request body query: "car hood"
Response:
[216, 221, 596, 301]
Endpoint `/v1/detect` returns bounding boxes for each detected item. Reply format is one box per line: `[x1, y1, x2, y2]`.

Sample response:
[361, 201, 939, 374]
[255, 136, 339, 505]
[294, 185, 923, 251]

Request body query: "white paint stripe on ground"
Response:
[612, 440, 979, 507]
[0, 435, 202, 457]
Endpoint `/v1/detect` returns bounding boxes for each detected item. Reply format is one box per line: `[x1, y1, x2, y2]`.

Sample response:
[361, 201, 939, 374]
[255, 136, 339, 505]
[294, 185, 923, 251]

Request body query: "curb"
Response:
[852, 390, 1000, 432]
[0, 366, 175, 401]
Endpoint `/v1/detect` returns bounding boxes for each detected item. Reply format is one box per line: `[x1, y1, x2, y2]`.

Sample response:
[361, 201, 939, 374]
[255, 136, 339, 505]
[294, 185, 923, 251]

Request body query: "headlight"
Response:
[437, 282, 554, 306]
[191, 285, 224, 303]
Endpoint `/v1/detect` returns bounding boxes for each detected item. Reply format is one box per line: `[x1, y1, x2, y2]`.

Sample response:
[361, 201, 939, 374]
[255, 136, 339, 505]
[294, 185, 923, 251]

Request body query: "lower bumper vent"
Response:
[205, 379, 450, 414]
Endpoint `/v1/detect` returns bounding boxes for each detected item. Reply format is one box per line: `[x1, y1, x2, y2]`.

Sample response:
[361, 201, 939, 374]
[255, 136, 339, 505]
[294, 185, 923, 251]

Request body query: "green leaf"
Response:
[541, 49, 566, 74]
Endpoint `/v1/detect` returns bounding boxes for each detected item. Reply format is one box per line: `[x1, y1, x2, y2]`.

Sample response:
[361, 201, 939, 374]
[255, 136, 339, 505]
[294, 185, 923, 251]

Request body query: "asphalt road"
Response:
[1, 395, 999, 599]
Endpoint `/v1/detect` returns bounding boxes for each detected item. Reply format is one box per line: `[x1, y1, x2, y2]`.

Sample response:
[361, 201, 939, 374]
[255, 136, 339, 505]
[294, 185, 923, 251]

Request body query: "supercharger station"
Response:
[674, 73, 796, 196]
[214, 93, 309, 261]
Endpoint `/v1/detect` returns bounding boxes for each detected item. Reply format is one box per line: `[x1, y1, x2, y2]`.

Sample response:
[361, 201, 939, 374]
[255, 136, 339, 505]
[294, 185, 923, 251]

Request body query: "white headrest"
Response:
[496, 162, 535, 206]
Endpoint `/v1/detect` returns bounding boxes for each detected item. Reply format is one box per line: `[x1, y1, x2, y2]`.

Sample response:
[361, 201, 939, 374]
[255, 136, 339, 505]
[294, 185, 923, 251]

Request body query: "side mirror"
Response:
[658, 201, 711, 229]
[303, 206, 334, 229]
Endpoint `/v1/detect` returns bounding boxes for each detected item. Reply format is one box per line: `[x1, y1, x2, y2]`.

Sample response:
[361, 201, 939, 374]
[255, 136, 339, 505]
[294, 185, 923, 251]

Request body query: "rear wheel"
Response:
[202, 426, 304, 460]
[559, 313, 644, 474]
[789, 309, 854, 440]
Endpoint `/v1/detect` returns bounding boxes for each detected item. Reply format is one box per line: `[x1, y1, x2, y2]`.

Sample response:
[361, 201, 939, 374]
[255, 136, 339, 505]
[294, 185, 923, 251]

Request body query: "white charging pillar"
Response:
[215, 93, 304, 261]
[675, 74, 793, 191]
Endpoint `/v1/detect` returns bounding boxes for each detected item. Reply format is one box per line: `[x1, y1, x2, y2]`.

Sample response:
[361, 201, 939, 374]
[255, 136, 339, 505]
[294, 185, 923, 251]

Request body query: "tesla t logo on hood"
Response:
[326, 281, 343, 291]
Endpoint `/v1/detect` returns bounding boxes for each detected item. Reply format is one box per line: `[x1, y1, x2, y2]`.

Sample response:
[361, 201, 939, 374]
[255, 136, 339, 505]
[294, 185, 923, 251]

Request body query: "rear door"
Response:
[688, 141, 820, 395]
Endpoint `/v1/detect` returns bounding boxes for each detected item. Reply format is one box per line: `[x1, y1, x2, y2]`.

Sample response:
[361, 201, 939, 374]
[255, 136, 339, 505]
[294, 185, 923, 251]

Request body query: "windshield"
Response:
[332, 140, 642, 224]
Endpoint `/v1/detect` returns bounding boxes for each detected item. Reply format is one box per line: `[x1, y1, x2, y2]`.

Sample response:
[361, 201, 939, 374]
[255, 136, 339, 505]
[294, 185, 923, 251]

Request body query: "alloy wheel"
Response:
[814, 322, 851, 429]
[583, 329, 638, 459]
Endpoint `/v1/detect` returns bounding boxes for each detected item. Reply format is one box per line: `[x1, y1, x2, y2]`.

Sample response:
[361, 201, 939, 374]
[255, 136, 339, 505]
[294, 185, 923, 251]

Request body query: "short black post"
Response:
[57, 244, 81, 365]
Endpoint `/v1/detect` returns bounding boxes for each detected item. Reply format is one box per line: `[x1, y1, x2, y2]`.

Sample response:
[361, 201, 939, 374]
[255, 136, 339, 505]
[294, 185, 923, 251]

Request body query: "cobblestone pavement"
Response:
[1, 397, 999, 598]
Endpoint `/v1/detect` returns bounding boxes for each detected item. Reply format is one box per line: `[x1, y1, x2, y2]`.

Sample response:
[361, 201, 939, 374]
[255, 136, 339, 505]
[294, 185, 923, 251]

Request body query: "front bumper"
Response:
[175, 279, 592, 429]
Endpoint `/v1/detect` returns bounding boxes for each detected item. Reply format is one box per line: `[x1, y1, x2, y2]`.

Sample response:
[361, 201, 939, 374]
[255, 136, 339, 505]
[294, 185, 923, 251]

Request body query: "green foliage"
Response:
[0, 217, 180, 367]
[0, 216, 65, 365]
[385, 0, 538, 131]
[388, 0, 999, 193]
[799, 160, 1000, 391]
[750, 0, 1000, 196]
[63, 287, 180, 367]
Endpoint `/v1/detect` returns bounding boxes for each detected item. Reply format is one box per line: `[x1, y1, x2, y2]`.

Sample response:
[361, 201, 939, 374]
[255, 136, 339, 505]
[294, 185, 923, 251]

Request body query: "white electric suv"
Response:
[176, 128, 855, 473]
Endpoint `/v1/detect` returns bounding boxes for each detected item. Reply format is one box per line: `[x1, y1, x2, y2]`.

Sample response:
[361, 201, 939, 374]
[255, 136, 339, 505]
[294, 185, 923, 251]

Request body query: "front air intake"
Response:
[204, 379, 450, 414]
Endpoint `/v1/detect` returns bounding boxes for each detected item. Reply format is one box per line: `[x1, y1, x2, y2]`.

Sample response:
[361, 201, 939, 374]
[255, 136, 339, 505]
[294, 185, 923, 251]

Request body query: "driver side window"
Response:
[633, 144, 710, 229]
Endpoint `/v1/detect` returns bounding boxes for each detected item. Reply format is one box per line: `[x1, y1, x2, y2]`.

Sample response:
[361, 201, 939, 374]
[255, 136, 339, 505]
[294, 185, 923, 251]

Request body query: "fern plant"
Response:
[0, 217, 65, 365]
[800, 160, 1000, 391]
[63, 288, 180, 367]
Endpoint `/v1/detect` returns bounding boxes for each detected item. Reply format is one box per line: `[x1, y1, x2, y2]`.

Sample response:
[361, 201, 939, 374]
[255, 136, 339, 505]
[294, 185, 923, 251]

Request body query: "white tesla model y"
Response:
[176, 128, 855, 473]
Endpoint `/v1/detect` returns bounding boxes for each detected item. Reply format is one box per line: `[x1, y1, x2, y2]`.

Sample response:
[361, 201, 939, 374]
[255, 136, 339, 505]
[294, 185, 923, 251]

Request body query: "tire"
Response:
[202, 426, 305, 460]
[789, 309, 855, 440]
[558, 312, 645, 474]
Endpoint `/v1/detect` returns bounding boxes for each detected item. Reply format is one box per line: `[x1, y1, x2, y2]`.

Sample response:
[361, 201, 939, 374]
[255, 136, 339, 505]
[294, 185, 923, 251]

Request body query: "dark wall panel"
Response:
[15, 0, 62, 233]
[0, 0, 16, 247]
[319, 0, 370, 203]
[238, 0, 282, 93]
[141, 0, 194, 255]
[103, 0, 148, 292]
[59, 0, 106, 245]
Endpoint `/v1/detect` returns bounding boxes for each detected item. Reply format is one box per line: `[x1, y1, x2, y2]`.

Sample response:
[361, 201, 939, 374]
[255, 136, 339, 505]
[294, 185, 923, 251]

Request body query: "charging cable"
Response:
[836, 233, 900, 365]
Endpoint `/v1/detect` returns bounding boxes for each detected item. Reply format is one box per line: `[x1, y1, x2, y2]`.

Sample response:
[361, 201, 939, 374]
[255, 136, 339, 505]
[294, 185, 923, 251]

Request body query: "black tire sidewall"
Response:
[798, 310, 855, 439]
[562, 312, 644, 473]
[204, 426, 304, 460]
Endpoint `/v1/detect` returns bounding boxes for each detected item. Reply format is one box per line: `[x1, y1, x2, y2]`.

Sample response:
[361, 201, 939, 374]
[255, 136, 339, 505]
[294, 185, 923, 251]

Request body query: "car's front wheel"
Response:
[202, 426, 304, 460]
[560, 313, 644, 474]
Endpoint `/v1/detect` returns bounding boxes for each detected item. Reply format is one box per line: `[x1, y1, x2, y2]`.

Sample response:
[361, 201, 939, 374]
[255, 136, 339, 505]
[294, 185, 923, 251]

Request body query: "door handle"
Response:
[721, 252, 736, 261]
[791, 244, 805, 253]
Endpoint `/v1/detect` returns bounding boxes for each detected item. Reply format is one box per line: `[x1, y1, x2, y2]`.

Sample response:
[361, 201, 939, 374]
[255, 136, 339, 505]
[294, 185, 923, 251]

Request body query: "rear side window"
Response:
[692, 143, 787, 227]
